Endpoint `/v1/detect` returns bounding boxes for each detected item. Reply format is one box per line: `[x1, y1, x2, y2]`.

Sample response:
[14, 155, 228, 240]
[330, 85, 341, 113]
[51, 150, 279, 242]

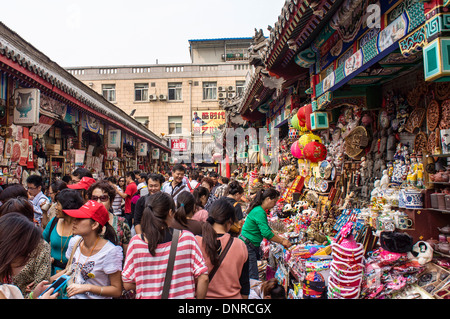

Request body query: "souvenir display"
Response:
[229, 0, 450, 301]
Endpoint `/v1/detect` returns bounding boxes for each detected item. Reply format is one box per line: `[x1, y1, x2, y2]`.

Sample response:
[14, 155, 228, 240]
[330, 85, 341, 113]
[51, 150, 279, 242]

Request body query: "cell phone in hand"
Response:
[39, 275, 69, 298]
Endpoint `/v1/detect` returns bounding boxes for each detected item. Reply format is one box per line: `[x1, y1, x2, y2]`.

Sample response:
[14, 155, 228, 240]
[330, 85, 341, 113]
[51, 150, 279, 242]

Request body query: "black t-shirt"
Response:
[223, 196, 243, 220]
[134, 194, 149, 226]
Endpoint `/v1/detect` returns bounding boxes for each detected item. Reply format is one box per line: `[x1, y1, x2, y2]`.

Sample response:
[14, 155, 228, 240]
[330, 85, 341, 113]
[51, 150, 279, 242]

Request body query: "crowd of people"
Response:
[0, 163, 291, 300]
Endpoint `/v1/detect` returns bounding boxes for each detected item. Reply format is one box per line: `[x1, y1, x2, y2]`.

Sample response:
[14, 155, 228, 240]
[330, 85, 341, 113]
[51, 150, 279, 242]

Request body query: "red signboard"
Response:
[171, 138, 188, 152]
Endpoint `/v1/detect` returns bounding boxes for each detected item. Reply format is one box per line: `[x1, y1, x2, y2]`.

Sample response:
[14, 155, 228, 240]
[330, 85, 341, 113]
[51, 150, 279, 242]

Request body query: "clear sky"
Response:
[1, 0, 286, 67]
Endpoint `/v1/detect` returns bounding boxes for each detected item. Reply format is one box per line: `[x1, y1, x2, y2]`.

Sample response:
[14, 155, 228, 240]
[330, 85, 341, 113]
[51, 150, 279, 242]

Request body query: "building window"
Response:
[168, 116, 182, 134]
[203, 82, 217, 100]
[135, 83, 149, 101]
[135, 116, 149, 127]
[102, 84, 116, 102]
[236, 80, 245, 97]
[168, 82, 182, 101]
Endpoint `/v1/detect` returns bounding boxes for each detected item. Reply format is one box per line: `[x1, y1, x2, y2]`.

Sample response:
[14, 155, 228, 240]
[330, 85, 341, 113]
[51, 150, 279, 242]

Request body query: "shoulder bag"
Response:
[208, 236, 234, 282]
[161, 229, 181, 299]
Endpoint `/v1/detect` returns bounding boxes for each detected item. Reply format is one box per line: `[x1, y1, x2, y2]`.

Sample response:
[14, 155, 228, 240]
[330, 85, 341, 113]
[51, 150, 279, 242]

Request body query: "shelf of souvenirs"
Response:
[426, 153, 450, 158]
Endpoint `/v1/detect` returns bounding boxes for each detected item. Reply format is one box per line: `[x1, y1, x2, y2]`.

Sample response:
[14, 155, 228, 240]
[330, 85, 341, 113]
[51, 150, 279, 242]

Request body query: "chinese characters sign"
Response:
[192, 110, 225, 135]
[171, 138, 188, 152]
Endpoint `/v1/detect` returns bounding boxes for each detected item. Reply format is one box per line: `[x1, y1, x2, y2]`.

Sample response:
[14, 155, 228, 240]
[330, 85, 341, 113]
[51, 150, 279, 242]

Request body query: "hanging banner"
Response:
[29, 115, 56, 135]
[107, 128, 121, 149]
[152, 148, 160, 160]
[40, 93, 67, 120]
[13, 88, 40, 125]
[138, 142, 148, 156]
[74, 149, 86, 166]
[82, 113, 104, 135]
[63, 105, 79, 124]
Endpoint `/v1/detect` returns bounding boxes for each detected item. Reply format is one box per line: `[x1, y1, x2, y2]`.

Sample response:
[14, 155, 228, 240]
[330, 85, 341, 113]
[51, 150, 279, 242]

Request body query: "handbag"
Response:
[208, 236, 234, 281]
[161, 229, 180, 299]
[230, 202, 242, 234]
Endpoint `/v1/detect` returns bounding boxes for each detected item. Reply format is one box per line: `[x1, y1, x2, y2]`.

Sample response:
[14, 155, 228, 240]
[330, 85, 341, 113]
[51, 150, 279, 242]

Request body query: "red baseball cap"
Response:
[68, 177, 96, 190]
[63, 200, 109, 226]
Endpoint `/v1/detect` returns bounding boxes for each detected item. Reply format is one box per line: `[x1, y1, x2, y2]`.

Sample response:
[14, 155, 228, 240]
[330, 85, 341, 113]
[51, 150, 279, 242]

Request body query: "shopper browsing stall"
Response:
[239, 188, 292, 280]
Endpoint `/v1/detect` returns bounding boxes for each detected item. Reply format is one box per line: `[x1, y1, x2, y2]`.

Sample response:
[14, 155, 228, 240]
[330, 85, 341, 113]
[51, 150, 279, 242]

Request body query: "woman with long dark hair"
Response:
[0, 213, 58, 299]
[122, 192, 209, 299]
[170, 191, 203, 235]
[196, 198, 249, 299]
[42, 189, 84, 275]
[0, 197, 52, 296]
[240, 188, 292, 280]
[192, 186, 209, 222]
[43, 180, 68, 228]
[87, 180, 131, 254]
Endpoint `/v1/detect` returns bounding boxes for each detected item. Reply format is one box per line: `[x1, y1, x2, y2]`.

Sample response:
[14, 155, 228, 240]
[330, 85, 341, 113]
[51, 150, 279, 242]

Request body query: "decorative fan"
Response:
[440, 99, 450, 130]
[434, 82, 450, 101]
[427, 130, 438, 154]
[427, 100, 440, 131]
[407, 87, 421, 108]
[405, 107, 426, 133]
[414, 132, 427, 153]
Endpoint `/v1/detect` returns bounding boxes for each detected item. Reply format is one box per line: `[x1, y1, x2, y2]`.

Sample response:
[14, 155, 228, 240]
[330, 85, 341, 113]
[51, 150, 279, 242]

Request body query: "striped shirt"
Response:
[122, 230, 208, 299]
[112, 185, 123, 215]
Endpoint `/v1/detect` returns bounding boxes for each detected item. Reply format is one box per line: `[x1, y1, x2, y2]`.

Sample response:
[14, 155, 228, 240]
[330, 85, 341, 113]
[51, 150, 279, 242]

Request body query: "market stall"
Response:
[230, 0, 450, 300]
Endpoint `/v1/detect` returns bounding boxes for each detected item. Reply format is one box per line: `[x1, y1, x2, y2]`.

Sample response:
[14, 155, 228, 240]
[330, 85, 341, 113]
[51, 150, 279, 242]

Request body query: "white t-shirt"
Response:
[65, 235, 123, 299]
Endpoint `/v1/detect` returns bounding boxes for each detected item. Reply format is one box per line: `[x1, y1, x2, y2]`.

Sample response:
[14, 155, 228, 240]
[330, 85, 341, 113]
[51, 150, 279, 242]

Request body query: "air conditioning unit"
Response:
[219, 100, 226, 107]
[218, 92, 226, 99]
[149, 94, 158, 101]
[228, 86, 235, 92]
[227, 93, 236, 99]
[218, 86, 226, 92]
[159, 94, 167, 101]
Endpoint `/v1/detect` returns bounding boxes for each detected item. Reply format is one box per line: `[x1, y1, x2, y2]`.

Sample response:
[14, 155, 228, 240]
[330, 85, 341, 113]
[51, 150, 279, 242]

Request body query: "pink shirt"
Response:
[122, 231, 208, 299]
[195, 233, 248, 299]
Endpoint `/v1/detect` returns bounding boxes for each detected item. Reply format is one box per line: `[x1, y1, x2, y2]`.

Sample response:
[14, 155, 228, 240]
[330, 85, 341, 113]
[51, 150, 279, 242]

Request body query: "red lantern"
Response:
[303, 141, 327, 162]
[304, 103, 313, 131]
[297, 106, 306, 127]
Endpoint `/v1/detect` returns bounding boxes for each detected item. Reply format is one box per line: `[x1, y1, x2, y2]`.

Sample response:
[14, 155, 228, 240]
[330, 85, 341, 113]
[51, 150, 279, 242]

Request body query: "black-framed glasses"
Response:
[91, 195, 109, 202]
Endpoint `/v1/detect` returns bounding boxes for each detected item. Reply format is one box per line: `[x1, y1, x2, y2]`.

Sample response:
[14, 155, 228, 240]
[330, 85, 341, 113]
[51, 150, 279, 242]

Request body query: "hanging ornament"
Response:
[291, 114, 301, 130]
[303, 141, 327, 163]
[297, 106, 307, 127]
[290, 140, 303, 159]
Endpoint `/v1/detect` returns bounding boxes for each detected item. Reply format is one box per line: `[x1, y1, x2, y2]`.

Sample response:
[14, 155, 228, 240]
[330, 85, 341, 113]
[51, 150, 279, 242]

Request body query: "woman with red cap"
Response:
[52, 200, 123, 299]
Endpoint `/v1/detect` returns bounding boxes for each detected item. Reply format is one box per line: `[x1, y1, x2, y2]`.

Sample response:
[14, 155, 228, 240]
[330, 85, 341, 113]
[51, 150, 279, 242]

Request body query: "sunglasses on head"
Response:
[91, 195, 109, 202]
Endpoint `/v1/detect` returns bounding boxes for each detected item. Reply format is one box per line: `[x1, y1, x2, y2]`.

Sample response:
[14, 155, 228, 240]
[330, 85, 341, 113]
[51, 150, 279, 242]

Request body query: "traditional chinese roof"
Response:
[0, 22, 170, 152]
[239, 0, 342, 117]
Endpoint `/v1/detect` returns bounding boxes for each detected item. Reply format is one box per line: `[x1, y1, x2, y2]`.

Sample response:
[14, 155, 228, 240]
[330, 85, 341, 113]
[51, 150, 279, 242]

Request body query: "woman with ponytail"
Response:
[195, 198, 249, 299]
[170, 191, 203, 235]
[122, 192, 209, 299]
[240, 188, 292, 280]
[191, 186, 209, 222]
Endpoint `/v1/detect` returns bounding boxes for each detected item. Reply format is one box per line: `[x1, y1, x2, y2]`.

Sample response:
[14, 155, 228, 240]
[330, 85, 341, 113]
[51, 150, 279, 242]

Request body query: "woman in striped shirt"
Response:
[122, 192, 209, 299]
